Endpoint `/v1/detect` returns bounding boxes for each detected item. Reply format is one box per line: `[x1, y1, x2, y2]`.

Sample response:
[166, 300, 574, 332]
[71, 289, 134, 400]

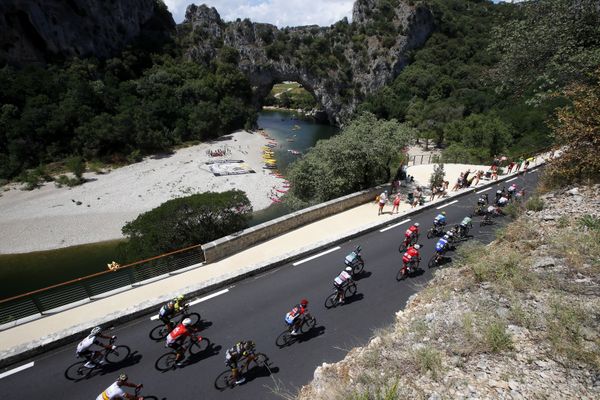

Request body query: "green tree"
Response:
[121, 190, 252, 260]
[286, 113, 414, 205]
[429, 163, 445, 189]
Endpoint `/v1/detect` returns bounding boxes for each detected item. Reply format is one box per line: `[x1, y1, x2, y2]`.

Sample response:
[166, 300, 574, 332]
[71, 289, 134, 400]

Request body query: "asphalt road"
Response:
[0, 170, 540, 400]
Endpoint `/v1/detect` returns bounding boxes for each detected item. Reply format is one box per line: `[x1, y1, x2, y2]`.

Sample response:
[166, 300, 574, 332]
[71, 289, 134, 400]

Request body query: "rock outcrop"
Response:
[181, 0, 434, 125]
[0, 0, 174, 65]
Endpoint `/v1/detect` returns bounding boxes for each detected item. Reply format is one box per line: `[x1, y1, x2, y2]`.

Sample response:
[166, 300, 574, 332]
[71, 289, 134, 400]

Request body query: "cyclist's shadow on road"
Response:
[295, 325, 326, 344]
[186, 344, 222, 366]
[342, 293, 364, 306]
[100, 351, 143, 376]
[353, 271, 372, 281]
[245, 360, 280, 384]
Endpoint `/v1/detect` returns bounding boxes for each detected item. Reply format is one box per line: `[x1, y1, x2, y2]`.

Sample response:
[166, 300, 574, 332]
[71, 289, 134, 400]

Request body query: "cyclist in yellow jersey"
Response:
[96, 373, 142, 400]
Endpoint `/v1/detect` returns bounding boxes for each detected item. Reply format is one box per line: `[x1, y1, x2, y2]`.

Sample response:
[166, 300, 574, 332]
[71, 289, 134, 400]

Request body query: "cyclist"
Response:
[477, 193, 489, 206]
[344, 246, 363, 273]
[333, 266, 354, 303]
[76, 326, 116, 368]
[225, 340, 255, 385]
[494, 189, 503, 204]
[435, 233, 452, 255]
[165, 318, 197, 367]
[404, 222, 420, 246]
[459, 216, 472, 236]
[495, 193, 509, 207]
[507, 183, 518, 197]
[158, 295, 185, 332]
[486, 204, 503, 216]
[433, 212, 447, 228]
[402, 244, 421, 274]
[285, 299, 309, 336]
[96, 373, 142, 400]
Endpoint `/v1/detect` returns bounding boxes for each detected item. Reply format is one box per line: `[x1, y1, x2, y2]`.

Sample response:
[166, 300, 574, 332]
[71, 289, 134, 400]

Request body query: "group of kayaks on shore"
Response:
[257, 129, 300, 203]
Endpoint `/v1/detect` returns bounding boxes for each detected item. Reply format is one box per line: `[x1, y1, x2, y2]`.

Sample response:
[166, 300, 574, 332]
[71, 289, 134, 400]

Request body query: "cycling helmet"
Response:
[414, 244, 421, 250]
[300, 299, 308, 306]
[441, 211, 446, 216]
[90, 326, 102, 336]
[446, 231, 454, 237]
[118, 373, 128, 382]
[175, 295, 184, 302]
[443, 235, 449, 240]
[182, 318, 192, 326]
[167, 301, 175, 308]
[244, 341, 255, 351]
[345, 266, 353, 273]
[496, 190, 502, 194]
[414, 222, 420, 227]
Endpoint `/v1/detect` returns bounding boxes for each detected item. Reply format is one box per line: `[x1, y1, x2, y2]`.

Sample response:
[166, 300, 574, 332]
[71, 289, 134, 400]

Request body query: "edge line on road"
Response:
[507, 177, 518, 182]
[379, 219, 411, 233]
[0, 362, 34, 380]
[293, 246, 340, 266]
[476, 187, 491, 194]
[436, 200, 458, 209]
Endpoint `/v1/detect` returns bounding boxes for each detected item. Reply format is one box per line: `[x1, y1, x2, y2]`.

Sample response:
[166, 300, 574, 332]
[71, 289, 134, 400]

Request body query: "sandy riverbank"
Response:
[0, 130, 288, 254]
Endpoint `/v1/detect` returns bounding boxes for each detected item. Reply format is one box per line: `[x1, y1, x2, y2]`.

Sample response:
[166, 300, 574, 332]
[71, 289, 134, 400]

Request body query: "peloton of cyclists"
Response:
[76, 326, 116, 368]
[333, 266, 354, 303]
[225, 340, 256, 385]
[158, 295, 186, 332]
[96, 373, 142, 400]
[165, 317, 198, 367]
[285, 299, 309, 336]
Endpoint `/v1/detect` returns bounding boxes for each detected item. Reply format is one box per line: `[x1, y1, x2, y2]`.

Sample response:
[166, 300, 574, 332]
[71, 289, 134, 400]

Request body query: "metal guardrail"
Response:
[0, 245, 204, 331]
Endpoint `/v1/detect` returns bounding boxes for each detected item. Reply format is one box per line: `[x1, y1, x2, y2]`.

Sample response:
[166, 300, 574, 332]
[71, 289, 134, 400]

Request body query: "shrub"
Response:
[484, 321, 513, 353]
[525, 196, 544, 211]
[413, 346, 443, 380]
[579, 214, 600, 232]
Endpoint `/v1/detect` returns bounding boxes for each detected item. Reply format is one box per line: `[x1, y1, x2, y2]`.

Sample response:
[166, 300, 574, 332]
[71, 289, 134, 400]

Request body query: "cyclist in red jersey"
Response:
[404, 223, 420, 246]
[285, 299, 309, 336]
[165, 318, 197, 366]
[402, 244, 421, 273]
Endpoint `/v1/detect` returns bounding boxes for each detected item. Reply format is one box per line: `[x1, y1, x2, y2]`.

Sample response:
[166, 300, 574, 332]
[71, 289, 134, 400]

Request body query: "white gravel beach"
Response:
[0, 130, 288, 254]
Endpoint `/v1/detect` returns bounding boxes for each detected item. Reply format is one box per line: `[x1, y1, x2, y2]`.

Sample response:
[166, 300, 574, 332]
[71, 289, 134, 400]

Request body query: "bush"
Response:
[484, 321, 513, 353]
[414, 346, 443, 380]
[579, 214, 600, 232]
[525, 196, 544, 211]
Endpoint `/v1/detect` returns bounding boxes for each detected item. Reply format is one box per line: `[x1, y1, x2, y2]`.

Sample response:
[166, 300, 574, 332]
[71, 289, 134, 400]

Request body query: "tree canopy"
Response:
[120, 190, 252, 260]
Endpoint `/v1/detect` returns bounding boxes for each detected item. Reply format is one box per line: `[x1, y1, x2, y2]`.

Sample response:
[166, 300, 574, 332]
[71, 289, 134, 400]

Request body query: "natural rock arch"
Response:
[181, 0, 434, 125]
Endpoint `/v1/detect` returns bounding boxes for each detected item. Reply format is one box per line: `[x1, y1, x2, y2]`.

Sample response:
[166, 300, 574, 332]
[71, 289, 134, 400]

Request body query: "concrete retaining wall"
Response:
[202, 185, 385, 262]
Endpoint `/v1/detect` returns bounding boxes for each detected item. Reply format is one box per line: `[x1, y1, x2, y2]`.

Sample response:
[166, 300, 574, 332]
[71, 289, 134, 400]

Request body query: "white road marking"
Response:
[436, 200, 458, 210]
[293, 246, 341, 266]
[379, 219, 411, 233]
[188, 289, 229, 306]
[476, 187, 491, 194]
[150, 289, 230, 320]
[507, 177, 518, 182]
[0, 362, 34, 379]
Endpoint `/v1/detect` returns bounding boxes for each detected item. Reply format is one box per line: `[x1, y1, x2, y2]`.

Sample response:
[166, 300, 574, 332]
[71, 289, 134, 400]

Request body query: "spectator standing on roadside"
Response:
[378, 190, 388, 215]
[452, 173, 464, 191]
[491, 168, 498, 181]
[392, 194, 401, 214]
[507, 161, 515, 174]
[523, 158, 531, 174]
[515, 157, 524, 172]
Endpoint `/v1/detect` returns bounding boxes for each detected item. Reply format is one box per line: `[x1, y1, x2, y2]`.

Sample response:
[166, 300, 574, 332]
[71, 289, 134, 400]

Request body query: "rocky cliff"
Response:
[298, 185, 600, 399]
[0, 0, 174, 65]
[180, 0, 434, 125]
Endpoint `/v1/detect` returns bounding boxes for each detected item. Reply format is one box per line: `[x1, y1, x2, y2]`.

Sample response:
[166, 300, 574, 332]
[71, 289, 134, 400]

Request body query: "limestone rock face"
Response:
[182, 1, 434, 125]
[0, 0, 174, 65]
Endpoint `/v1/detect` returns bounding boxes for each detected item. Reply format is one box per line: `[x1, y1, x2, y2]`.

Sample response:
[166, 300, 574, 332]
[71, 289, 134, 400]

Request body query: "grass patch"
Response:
[351, 381, 401, 400]
[484, 321, 513, 353]
[579, 214, 600, 232]
[413, 346, 443, 380]
[525, 196, 544, 211]
[503, 202, 523, 218]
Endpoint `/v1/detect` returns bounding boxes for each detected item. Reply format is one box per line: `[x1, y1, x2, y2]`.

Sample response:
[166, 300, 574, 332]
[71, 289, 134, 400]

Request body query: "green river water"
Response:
[0, 110, 337, 299]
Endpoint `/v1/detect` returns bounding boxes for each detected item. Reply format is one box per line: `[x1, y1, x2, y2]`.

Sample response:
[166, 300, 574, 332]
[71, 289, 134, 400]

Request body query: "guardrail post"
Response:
[31, 296, 45, 314]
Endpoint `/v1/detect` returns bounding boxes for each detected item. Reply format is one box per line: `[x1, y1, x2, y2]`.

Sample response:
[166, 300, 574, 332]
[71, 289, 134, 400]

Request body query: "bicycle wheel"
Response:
[105, 345, 130, 364]
[149, 324, 170, 341]
[247, 353, 269, 371]
[184, 312, 201, 326]
[301, 317, 316, 333]
[428, 255, 438, 269]
[345, 283, 357, 298]
[353, 261, 364, 275]
[189, 337, 210, 355]
[324, 292, 338, 309]
[64, 361, 91, 381]
[214, 370, 235, 390]
[396, 268, 407, 281]
[155, 352, 177, 372]
[426, 229, 434, 239]
[276, 330, 292, 347]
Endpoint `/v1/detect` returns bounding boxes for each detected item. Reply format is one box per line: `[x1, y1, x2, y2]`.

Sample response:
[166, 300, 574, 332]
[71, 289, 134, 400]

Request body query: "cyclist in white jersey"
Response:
[96, 373, 142, 400]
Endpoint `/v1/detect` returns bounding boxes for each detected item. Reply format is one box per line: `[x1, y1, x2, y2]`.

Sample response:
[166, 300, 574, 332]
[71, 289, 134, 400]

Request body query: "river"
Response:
[0, 110, 337, 299]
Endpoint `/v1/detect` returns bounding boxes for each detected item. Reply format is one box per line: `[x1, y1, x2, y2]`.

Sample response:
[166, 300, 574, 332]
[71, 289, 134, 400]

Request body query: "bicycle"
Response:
[132, 385, 159, 400]
[344, 251, 365, 276]
[396, 258, 421, 281]
[149, 304, 201, 341]
[398, 233, 419, 253]
[65, 337, 131, 381]
[155, 334, 210, 371]
[276, 313, 317, 347]
[214, 350, 271, 390]
[480, 213, 495, 226]
[426, 224, 445, 239]
[324, 282, 357, 308]
[428, 252, 445, 268]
